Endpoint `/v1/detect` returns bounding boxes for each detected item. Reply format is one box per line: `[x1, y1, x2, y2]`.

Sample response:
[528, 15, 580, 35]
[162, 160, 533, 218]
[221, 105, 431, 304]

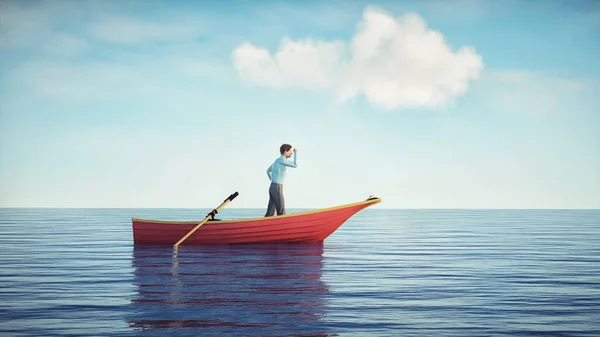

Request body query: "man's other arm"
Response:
[266, 164, 273, 179]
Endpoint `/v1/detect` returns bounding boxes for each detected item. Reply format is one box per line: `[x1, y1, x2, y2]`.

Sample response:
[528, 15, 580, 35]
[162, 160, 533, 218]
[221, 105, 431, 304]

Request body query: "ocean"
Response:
[1, 208, 599, 336]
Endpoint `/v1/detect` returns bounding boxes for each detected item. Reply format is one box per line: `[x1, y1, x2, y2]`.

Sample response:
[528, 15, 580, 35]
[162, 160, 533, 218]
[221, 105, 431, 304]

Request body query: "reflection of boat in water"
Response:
[128, 243, 336, 336]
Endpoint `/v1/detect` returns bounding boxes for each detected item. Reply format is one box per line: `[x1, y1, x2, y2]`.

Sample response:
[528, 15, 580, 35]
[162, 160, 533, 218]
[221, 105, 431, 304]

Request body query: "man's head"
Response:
[280, 143, 292, 158]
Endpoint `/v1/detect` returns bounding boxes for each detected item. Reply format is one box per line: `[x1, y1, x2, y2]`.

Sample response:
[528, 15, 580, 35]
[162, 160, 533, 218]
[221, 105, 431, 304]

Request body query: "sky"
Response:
[1, 0, 599, 209]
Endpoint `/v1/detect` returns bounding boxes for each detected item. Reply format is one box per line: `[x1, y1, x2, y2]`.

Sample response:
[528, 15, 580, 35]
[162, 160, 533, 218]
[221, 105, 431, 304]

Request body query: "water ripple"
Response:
[1, 208, 599, 336]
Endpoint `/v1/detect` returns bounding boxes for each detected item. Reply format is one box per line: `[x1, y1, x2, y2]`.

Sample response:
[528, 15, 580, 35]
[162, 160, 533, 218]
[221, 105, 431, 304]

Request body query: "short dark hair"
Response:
[280, 143, 292, 154]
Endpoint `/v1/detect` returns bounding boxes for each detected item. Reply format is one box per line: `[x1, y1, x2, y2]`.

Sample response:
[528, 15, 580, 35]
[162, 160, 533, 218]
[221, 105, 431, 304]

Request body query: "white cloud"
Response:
[232, 39, 346, 89]
[232, 6, 484, 110]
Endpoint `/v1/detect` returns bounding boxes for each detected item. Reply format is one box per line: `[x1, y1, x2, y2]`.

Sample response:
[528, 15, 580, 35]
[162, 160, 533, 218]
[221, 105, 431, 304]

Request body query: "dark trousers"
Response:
[265, 182, 285, 216]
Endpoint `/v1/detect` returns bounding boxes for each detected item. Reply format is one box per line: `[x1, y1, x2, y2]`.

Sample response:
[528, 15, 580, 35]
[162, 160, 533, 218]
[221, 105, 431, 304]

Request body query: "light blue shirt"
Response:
[266, 153, 297, 184]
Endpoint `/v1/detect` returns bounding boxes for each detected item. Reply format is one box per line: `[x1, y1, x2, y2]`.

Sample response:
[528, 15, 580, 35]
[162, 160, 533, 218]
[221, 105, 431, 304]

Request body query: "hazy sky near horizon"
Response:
[1, 0, 599, 209]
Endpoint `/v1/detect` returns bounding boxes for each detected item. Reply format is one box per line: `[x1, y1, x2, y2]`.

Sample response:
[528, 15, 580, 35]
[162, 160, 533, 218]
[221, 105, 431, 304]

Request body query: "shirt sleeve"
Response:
[266, 164, 273, 179]
[281, 153, 297, 167]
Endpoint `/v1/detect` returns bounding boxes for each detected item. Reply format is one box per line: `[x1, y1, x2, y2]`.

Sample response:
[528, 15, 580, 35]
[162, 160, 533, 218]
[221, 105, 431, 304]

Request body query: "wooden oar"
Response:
[173, 191, 239, 247]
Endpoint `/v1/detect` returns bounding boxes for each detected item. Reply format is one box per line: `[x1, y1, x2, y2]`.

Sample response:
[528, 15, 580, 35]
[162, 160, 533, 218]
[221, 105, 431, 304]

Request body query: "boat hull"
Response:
[132, 198, 381, 245]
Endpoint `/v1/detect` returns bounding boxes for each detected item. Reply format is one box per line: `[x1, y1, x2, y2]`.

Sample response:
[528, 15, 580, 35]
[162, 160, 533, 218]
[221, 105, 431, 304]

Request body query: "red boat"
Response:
[132, 196, 381, 245]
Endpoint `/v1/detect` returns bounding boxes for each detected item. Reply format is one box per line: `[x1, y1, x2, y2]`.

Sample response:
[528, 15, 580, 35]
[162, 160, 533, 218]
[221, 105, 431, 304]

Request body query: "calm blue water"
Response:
[1, 208, 599, 336]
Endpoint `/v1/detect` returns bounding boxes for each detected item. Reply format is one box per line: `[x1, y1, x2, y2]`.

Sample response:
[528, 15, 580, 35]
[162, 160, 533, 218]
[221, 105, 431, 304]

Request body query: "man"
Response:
[265, 143, 298, 217]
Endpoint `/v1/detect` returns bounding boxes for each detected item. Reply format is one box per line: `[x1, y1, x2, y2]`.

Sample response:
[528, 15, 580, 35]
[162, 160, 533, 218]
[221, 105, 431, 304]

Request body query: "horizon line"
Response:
[0, 207, 598, 211]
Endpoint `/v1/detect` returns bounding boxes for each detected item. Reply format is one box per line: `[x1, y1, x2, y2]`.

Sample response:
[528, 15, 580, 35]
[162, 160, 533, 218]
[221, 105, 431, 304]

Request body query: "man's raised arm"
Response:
[282, 150, 298, 168]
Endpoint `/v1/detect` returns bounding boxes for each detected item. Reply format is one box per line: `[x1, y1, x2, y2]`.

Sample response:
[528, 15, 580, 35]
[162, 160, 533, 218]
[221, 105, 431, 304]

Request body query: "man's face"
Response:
[284, 149, 293, 158]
